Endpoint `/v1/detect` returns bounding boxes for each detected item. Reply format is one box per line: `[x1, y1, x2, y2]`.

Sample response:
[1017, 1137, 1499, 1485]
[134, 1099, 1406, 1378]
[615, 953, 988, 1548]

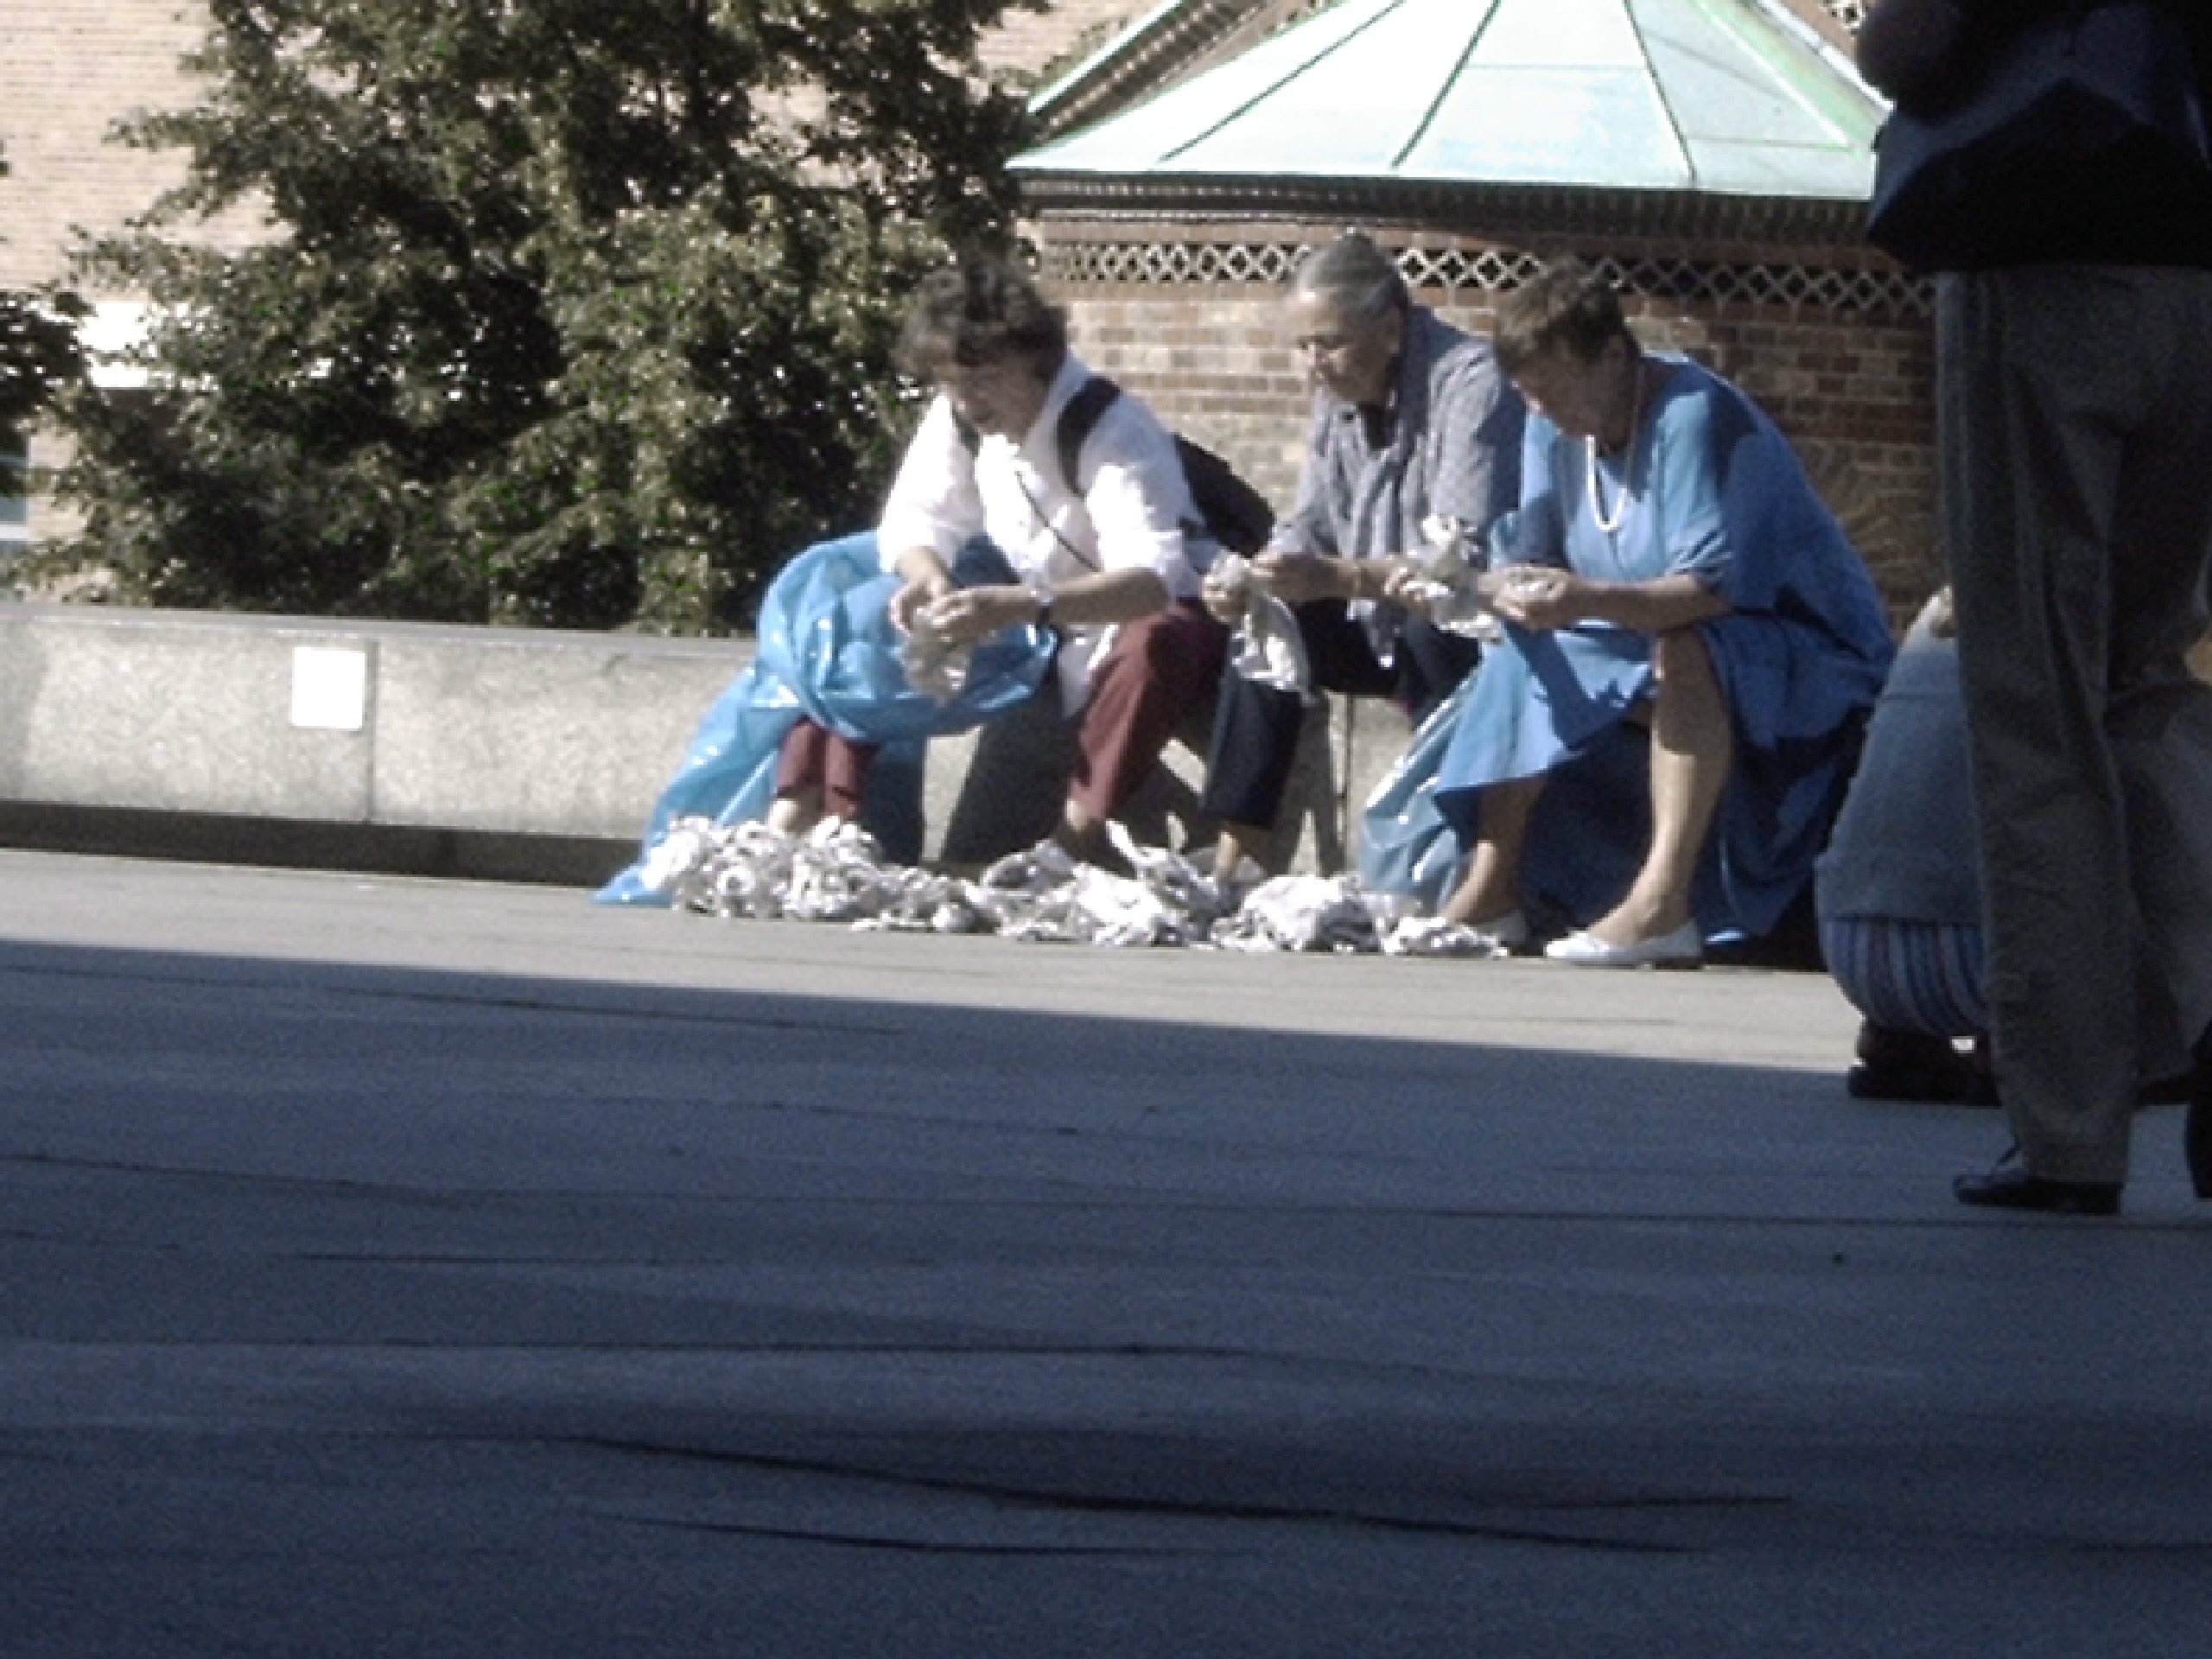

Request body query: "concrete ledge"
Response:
[0, 603, 744, 832]
[0, 601, 1419, 885]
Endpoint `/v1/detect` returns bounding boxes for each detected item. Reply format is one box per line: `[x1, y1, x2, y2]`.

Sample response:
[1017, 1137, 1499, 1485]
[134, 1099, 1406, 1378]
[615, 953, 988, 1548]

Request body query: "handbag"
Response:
[1866, 0, 2212, 271]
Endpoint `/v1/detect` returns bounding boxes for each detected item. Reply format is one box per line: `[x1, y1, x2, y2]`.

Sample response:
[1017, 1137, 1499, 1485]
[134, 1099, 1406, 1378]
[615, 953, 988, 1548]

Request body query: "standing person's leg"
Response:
[1062, 601, 1228, 859]
[1942, 269, 2142, 1198]
[2105, 270, 2212, 1196]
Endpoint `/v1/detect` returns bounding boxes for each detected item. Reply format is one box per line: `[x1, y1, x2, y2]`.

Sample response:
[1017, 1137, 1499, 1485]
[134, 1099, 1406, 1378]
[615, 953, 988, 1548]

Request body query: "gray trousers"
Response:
[1939, 267, 2212, 1184]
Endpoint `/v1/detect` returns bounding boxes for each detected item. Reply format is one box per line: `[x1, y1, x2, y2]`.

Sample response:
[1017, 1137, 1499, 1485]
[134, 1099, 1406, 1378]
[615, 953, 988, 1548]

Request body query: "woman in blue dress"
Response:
[1430, 261, 1894, 966]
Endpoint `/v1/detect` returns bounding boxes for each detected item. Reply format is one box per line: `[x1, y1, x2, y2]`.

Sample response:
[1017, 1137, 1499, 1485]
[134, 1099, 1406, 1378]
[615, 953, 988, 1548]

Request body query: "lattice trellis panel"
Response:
[1039, 238, 1931, 320]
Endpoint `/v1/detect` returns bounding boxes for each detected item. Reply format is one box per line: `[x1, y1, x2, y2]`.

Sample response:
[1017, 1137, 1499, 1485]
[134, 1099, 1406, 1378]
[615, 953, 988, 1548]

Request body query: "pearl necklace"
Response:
[1584, 363, 1648, 537]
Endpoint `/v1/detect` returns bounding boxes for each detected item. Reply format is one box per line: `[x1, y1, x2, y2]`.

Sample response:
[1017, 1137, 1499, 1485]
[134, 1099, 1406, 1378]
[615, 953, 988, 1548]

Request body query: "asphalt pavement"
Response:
[3, 849, 2207, 1658]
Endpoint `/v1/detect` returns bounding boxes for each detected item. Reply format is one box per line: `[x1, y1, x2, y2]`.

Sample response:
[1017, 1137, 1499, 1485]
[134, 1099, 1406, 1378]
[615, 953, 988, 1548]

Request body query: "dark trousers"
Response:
[1940, 266, 2212, 1182]
[1200, 601, 1480, 831]
[938, 600, 1228, 863]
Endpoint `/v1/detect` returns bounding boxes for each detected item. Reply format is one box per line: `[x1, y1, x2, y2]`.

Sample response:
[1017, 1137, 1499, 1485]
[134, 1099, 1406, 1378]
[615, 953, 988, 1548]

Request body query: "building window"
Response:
[0, 429, 27, 560]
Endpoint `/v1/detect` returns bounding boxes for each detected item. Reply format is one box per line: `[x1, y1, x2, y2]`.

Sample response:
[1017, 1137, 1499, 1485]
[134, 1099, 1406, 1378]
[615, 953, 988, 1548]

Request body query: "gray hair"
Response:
[1288, 232, 1410, 328]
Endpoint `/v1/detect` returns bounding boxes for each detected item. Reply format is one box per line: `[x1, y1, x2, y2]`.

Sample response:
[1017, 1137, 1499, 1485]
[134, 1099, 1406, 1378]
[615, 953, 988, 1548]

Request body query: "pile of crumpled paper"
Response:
[632, 512, 1529, 958]
[1391, 513, 1503, 640]
[636, 816, 1506, 957]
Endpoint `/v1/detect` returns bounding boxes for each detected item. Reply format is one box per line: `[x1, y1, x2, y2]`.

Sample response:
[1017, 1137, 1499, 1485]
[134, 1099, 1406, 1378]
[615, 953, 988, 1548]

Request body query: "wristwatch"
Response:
[1029, 581, 1057, 632]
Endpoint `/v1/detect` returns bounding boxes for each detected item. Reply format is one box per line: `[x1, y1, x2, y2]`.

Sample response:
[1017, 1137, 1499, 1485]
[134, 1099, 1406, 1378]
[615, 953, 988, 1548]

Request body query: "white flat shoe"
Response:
[1542, 919, 1702, 969]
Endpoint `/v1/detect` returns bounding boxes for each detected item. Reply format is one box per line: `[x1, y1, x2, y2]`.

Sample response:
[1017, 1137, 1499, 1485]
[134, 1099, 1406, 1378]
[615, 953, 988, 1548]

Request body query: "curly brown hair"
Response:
[896, 254, 1068, 379]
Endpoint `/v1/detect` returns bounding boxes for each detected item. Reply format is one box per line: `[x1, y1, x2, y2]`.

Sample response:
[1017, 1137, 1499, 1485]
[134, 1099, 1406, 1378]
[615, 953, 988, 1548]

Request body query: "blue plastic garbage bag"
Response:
[1356, 669, 1478, 913]
[594, 532, 1054, 905]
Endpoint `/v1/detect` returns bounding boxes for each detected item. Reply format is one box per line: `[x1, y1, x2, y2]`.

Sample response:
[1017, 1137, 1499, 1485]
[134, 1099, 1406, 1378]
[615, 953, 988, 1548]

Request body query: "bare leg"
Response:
[1584, 626, 1732, 945]
[770, 720, 874, 838]
[1211, 822, 1270, 882]
[765, 788, 820, 837]
[1052, 800, 1130, 873]
[1438, 774, 1544, 926]
[1058, 799, 1107, 850]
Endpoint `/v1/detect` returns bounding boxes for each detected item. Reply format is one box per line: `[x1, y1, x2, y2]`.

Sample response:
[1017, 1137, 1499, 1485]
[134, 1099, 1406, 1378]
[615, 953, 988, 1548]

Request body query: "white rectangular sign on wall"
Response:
[289, 645, 369, 732]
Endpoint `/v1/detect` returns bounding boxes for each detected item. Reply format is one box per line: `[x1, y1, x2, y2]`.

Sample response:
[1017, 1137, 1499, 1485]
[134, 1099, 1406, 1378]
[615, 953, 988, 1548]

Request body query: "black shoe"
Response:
[1954, 1154, 2122, 1217]
[1849, 1024, 1996, 1105]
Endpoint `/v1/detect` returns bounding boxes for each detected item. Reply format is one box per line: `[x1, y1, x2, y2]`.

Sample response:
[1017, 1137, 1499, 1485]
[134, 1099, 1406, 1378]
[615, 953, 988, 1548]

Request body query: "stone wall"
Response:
[0, 597, 1370, 883]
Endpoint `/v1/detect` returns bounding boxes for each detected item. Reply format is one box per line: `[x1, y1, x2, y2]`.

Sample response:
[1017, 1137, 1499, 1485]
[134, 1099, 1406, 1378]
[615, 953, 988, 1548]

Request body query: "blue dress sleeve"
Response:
[1646, 381, 1740, 598]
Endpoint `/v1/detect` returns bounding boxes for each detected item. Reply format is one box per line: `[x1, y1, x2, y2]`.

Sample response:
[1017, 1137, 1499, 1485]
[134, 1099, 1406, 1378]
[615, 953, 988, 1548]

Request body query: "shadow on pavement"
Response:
[3, 937, 2209, 1659]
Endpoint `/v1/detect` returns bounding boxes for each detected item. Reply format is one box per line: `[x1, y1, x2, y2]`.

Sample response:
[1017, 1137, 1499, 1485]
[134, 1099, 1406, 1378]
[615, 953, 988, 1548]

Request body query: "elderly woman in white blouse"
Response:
[767, 254, 1226, 865]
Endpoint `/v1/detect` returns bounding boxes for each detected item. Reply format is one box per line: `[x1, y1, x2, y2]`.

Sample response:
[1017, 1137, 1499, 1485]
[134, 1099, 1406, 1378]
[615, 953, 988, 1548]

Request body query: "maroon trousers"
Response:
[775, 601, 1227, 826]
[774, 721, 875, 821]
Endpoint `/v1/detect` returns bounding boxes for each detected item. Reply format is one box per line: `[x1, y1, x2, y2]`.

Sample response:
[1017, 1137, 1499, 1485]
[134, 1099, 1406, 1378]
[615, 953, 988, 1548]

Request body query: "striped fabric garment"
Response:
[1820, 915, 1987, 1040]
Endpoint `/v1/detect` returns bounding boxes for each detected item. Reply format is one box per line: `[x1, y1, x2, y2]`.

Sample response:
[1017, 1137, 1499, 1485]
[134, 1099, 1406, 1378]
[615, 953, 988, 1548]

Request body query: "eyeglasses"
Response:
[937, 359, 1031, 399]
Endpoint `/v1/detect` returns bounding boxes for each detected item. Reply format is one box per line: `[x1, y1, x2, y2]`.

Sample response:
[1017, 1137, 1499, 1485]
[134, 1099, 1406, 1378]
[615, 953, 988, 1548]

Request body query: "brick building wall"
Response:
[0, 0, 265, 294]
[979, 0, 1154, 82]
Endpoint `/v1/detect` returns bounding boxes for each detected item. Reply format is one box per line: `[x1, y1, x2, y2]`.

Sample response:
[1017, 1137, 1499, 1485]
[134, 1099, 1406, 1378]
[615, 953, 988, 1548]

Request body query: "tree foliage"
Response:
[46, 0, 1036, 630]
[0, 145, 88, 465]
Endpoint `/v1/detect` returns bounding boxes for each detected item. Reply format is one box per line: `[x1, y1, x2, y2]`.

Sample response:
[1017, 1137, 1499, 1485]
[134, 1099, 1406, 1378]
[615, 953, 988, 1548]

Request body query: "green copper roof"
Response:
[1012, 0, 1881, 202]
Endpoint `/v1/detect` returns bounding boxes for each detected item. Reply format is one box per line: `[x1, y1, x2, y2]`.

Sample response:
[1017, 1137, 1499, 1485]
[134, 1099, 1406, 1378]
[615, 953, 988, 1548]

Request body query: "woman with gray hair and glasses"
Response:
[1194, 232, 1526, 885]
[767, 252, 1227, 868]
